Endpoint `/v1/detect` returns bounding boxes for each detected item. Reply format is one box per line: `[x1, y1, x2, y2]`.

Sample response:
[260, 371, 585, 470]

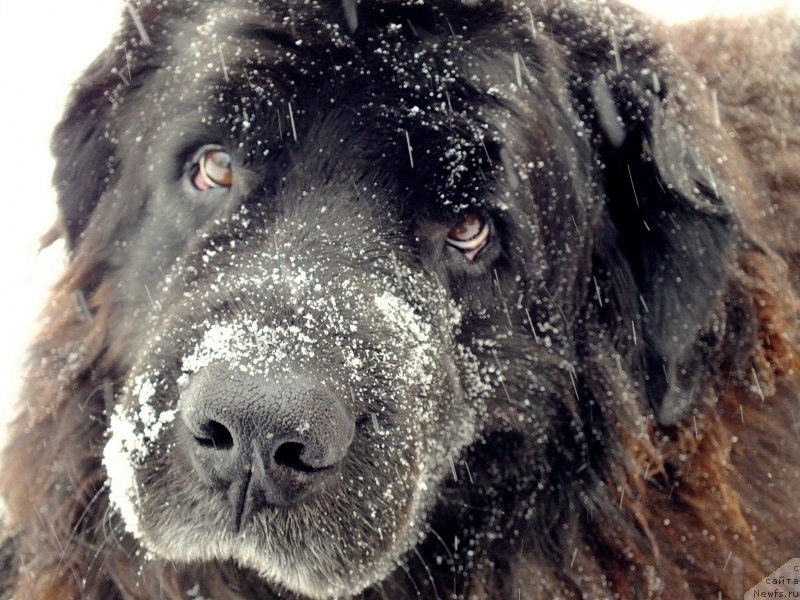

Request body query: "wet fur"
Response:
[2, 2, 799, 599]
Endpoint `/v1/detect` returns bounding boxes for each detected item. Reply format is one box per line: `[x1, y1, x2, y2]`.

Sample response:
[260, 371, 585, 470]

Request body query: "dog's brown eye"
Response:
[192, 149, 233, 190]
[446, 212, 490, 261]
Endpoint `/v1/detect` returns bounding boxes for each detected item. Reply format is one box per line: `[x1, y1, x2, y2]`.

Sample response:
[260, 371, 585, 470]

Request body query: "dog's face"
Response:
[54, 1, 737, 597]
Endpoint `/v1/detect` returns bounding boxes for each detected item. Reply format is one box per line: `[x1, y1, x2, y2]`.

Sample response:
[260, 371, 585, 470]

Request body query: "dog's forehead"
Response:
[121, 1, 528, 212]
[157, 6, 469, 121]
[161, 2, 406, 82]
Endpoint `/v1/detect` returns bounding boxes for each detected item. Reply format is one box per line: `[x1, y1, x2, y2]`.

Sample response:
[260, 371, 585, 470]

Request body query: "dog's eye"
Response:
[445, 212, 490, 261]
[191, 148, 233, 190]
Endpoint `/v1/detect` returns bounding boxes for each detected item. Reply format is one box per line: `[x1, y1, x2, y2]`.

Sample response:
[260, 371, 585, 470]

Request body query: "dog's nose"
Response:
[178, 363, 354, 515]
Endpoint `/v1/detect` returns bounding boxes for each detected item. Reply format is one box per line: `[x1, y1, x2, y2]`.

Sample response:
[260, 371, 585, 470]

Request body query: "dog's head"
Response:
[53, 0, 737, 596]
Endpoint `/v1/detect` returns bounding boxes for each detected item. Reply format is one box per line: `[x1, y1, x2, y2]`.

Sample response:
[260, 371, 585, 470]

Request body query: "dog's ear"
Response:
[51, 2, 159, 251]
[588, 68, 737, 425]
[51, 49, 122, 251]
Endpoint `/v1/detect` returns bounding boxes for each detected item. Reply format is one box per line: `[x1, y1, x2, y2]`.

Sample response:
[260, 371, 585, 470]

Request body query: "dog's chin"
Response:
[132, 492, 424, 599]
[240, 552, 393, 599]
[112, 429, 437, 599]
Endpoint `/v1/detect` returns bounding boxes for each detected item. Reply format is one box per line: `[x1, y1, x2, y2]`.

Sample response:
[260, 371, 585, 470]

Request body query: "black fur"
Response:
[7, 1, 788, 599]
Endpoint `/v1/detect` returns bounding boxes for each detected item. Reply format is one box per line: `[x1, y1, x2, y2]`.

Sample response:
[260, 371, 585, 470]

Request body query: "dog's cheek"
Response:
[102, 377, 183, 547]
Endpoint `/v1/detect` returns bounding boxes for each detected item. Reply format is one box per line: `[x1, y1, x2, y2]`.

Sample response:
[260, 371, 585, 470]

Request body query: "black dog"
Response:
[2, 1, 798, 599]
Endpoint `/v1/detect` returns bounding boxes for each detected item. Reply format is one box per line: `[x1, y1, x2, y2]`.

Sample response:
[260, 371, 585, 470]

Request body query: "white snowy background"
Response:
[0, 0, 796, 438]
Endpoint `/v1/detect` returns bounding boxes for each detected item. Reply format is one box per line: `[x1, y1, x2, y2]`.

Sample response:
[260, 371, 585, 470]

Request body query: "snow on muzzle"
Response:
[104, 244, 471, 547]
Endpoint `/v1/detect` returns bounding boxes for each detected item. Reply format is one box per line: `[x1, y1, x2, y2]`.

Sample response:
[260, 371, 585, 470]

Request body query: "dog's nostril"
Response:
[180, 365, 354, 509]
[194, 420, 234, 450]
[274, 442, 319, 473]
